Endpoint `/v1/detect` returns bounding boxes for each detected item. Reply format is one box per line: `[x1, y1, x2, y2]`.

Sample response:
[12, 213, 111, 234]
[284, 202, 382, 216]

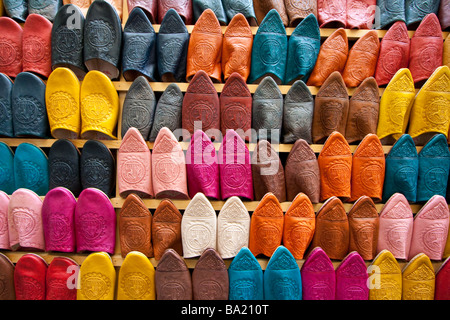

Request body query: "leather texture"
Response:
[186, 9, 223, 82]
[350, 134, 385, 202]
[283, 81, 314, 144]
[0, 192, 11, 250]
[312, 71, 349, 143]
[22, 14, 52, 78]
[192, 248, 229, 300]
[14, 254, 47, 300]
[63, 0, 90, 16]
[12, 72, 49, 139]
[3, 0, 27, 21]
[249, 192, 284, 258]
[405, 0, 440, 27]
[283, 193, 315, 259]
[157, 9, 190, 83]
[382, 134, 419, 203]
[416, 134, 450, 202]
[445, 222, 450, 259]
[335, 251, 369, 300]
[374, 21, 410, 86]
[121, 76, 156, 140]
[118, 127, 154, 198]
[220, 72, 252, 139]
[9, 188, 45, 251]
[301, 247, 335, 300]
[0, 253, 15, 300]
[80, 70, 119, 140]
[186, 130, 220, 199]
[152, 127, 189, 199]
[183, 70, 220, 139]
[369, 250, 402, 300]
[408, 66, 450, 142]
[123, 7, 156, 82]
[253, 0, 289, 27]
[157, 0, 193, 24]
[346, 0, 376, 29]
[318, 131, 352, 201]
[409, 13, 443, 84]
[445, 34, 450, 68]
[252, 76, 283, 141]
[181, 192, 216, 258]
[127, 0, 157, 23]
[217, 196, 250, 259]
[348, 196, 380, 260]
[377, 0, 405, 29]
[228, 246, 263, 300]
[14, 143, 49, 196]
[218, 129, 253, 200]
[345, 77, 380, 144]
[152, 199, 183, 260]
[117, 251, 156, 300]
[285, 0, 317, 27]
[402, 253, 435, 300]
[285, 14, 320, 85]
[0, 18, 22, 78]
[222, 0, 257, 26]
[317, 0, 346, 28]
[80, 140, 115, 197]
[193, 0, 227, 25]
[439, 0, 450, 30]
[264, 246, 302, 300]
[84, 0, 122, 80]
[28, 0, 61, 21]
[119, 194, 153, 258]
[222, 14, 253, 82]
[376, 68, 416, 142]
[148, 84, 183, 142]
[307, 28, 348, 87]
[251, 140, 286, 202]
[46, 257, 78, 300]
[0, 73, 13, 138]
[42, 187, 77, 252]
[342, 30, 380, 88]
[155, 248, 192, 300]
[77, 251, 116, 300]
[46, 67, 81, 140]
[377, 193, 413, 260]
[311, 196, 349, 260]
[74, 188, 116, 254]
[249, 9, 287, 85]
[285, 139, 320, 203]
[51, 4, 87, 80]
[0, 143, 15, 195]
[408, 195, 449, 260]
[435, 256, 450, 300]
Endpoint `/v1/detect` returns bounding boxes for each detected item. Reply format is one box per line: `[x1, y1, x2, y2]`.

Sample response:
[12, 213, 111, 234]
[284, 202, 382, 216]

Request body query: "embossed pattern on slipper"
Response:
[249, 9, 287, 85]
[335, 251, 369, 300]
[285, 0, 317, 27]
[0, 18, 22, 78]
[285, 139, 320, 203]
[46, 257, 78, 300]
[217, 196, 250, 259]
[312, 72, 349, 144]
[192, 0, 227, 25]
[264, 246, 302, 300]
[119, 193, 153, 258]
[157, 0, 193, 24]
[42, 187, 77, 252]
[377, 193, 413, 260]
[0, 142, 15, 195]
[405, 0, 440, 27]
[118, 127, 154, 198]
[311, 196, 349, 260]
[253, 0, 289, 27]
[192, 248, 229, 300]
[14, 254, 47, 300]
[368, 250, 402, 300]
[228, 247, 263, 300]
[346, 0, 376, 29]
[283, 193, 315, 260]
[0, 192, 11, 250]
[317, 0, 346, 28]
[181, 192, 216, 258]
[155, 248, 192, 300]
[301, 247, 335, 300]
[14, 143, 49, 196]
[152, 127, 189, 199]
[377, 0, 405, 30]
[157, 9, 190, 82]
[127, 0, 157, 23]
[0, 73, 13, 138]
[222, 0, 257, 26]
[29, 0, 61, 21]
[117, 251, 156, 300]
[3, 0, 27, 21]
[152, 199, 183, 260]
[248, 192, 284, 258]
[402, 253, 435, 300]
[0, 253, 15, 300]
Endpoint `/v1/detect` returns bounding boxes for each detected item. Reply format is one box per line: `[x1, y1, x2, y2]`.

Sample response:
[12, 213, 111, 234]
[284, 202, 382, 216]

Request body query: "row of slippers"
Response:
[1, 246, 449, 300]
[0, 183, 449, 264]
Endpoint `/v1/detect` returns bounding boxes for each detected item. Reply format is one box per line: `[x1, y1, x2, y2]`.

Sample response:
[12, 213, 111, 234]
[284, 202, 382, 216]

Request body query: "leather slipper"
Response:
[0, 192, 11, 250]
[286, 0, 317, 27]
[0, 253, 15, 300]
[0, 73, 14, 137]
[435, 256, 450, 300]
[335, 251, 369, 300]
[301, 247, 335, 300]
[368, 250, 402, 300]
[193, 0, 227, 25]
[0, 18, 22, 78]
[346, 0, 377, 29]
[228, 247, 263, 300]
[14, 143, 49, 196]
[3, 0, 27, 21]
[46, 257, 78, 300]
[0, 142, 15, 195]
[402, 253, 435, 300]
[14, 253, 47, 300]
[318, 0, 346, 28]
[377, 0, 405, 29]
[223, 0, 257, 25]
[406, 0, 440, 28]
[28, 0, 61, 21]
[157, 0, 193, 24]
[253, 0, 289, 27]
